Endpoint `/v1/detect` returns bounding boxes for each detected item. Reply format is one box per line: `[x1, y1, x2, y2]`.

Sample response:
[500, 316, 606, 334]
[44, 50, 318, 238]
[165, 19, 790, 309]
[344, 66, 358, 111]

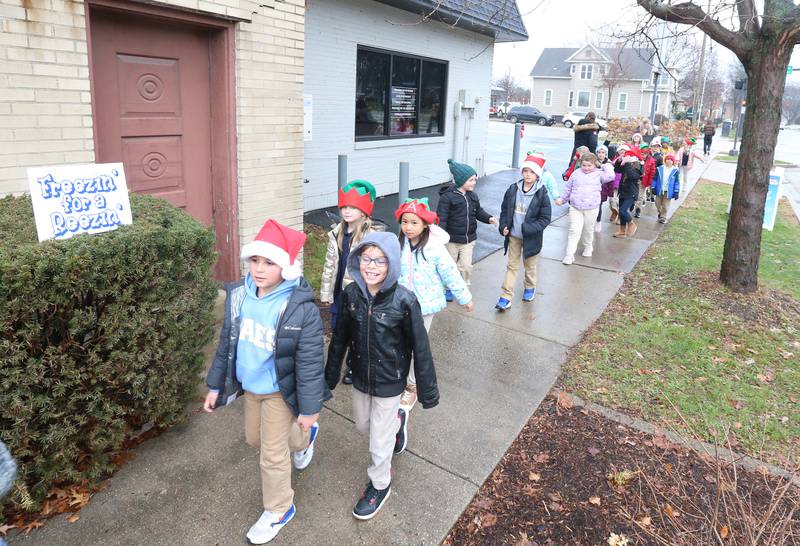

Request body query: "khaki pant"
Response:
[446, 241, 475, 285]
[501, 236, 539, 299]
[352, 390, 401, 490]
[565, 206, 598, 258]
[244, 391, 310, 513]
[655, 194, 671, 218]
[637, 181, 648, 209]
[406, 313, 433, 386]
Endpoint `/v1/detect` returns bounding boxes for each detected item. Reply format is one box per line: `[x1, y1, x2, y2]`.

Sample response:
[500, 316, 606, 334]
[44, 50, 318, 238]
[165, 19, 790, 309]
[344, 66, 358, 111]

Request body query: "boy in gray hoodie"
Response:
[326, 232, 439, 520]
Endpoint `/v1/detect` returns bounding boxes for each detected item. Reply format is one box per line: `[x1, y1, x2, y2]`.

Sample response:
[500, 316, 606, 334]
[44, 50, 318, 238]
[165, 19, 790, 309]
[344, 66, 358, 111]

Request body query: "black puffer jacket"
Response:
[498, 180, 552, 259]
[437, 184, 492, 244]
[206, 278, 331, 415]
[325, 232, 439, 407]
[619, 163, 644, 199]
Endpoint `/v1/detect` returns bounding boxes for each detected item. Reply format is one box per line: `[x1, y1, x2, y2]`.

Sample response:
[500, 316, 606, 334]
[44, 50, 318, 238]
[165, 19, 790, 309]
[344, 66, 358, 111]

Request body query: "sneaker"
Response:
[495, 297, 512, 311]
[399, 385, 417, 412]
[581, 247, 593, 257]
[562, 255, 574, 265]
[352, 482, 391, 520]
[394, 409, 408, 454]
[342, 369, 353, 385]
[444, 289, 454, 302]
[521, 288, 536, 302]
[246, 505, 296, 544]
[658, 217, 667, 224]
[634, 209, 641, 219]
[594, 221, 602, 233]
[291, 422, 319, 470]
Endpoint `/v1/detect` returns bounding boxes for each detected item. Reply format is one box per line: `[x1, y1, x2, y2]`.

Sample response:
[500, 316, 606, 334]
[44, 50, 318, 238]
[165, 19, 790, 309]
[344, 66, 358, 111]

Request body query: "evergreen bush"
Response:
[0, 193, 217, 511]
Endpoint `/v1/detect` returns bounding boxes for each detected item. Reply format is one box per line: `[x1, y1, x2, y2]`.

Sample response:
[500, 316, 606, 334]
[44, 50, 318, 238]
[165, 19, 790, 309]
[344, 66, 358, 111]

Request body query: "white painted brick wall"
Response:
[303, 0, 494, 211]
[0, 0, 304, 249]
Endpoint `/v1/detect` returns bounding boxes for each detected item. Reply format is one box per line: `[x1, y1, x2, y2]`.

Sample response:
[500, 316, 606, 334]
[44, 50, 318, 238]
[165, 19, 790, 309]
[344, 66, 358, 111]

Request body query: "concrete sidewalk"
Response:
[12, 161, 713, 546]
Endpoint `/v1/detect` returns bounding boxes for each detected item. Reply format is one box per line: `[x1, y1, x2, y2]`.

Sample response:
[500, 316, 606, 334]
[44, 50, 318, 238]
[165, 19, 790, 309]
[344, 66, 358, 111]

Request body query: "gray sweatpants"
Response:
[352, 390, 402, 490]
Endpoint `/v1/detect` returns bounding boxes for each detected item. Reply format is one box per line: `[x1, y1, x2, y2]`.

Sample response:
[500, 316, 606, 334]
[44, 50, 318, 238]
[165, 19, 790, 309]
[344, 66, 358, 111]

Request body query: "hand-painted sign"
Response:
[27, 163, 133, 242]
[763, 167, 783, 231]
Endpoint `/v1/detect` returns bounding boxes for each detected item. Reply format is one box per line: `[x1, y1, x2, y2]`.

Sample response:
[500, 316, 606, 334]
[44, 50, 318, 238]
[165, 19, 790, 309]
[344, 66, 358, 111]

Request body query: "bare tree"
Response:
[636, 0, 799, 293]
[782, 83, 800, 125]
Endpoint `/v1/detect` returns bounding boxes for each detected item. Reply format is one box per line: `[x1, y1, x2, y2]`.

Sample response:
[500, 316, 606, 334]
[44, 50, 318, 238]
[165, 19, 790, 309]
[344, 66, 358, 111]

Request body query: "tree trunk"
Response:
[719, 40, 791, 292]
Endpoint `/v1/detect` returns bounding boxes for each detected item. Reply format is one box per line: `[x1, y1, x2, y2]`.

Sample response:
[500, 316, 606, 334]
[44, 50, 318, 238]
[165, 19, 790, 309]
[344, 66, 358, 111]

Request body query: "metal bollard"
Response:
[337, 154, 347, 189]
[398, 161, 409, 204]
[511, 123, 521, 168]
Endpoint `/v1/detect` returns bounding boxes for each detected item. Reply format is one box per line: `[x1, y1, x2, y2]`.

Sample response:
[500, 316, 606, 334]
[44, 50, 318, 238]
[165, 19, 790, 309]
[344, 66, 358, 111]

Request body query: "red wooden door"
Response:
[90, 11, 215, 234]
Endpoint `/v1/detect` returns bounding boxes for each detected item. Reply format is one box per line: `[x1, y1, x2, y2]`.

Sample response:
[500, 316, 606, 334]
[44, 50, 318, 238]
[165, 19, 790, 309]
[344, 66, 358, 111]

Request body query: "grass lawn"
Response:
[714, 154, 796, 167]
[303, 224, 328, 294]
[562, 181, 800, 467]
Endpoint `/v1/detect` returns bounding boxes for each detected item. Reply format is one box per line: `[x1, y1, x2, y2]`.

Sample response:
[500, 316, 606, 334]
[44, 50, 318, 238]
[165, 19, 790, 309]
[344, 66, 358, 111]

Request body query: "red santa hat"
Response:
[622, 148, 643, 163]
[395, 197, 439, 225]
[240, 219, 306, 280]
[520, 151, 546, 177]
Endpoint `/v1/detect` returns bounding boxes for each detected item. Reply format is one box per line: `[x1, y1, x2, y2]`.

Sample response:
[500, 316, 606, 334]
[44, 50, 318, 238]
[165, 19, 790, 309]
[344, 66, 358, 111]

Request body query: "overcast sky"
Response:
[492, 0, 800, 86]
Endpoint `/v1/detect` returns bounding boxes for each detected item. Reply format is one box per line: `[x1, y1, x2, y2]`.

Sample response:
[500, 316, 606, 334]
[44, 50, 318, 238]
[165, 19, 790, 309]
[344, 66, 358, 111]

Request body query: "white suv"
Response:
[562, 112, 607, 130]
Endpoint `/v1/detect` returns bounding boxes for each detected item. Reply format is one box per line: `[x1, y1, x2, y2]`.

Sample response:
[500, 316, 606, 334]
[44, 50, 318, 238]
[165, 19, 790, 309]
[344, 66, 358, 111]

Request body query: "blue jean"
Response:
[619, 195, 637, 225]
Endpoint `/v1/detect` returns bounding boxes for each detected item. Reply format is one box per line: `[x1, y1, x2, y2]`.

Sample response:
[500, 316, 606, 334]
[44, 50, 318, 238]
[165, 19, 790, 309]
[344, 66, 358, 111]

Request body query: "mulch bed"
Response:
[444, 393, 799, 546]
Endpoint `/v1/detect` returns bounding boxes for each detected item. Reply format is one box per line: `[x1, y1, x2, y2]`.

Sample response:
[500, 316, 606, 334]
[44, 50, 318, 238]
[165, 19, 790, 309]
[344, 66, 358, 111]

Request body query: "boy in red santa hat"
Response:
[203, 219, 329, 545]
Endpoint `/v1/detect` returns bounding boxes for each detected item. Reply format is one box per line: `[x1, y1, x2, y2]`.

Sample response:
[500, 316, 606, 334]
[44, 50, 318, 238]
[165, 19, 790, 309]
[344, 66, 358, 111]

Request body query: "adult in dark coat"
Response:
[571, 111, 600, 159]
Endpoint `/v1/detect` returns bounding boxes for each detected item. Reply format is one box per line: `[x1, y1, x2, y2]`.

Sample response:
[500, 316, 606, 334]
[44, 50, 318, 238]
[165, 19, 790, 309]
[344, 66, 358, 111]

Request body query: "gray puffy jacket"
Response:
[206, 278, 331, 416]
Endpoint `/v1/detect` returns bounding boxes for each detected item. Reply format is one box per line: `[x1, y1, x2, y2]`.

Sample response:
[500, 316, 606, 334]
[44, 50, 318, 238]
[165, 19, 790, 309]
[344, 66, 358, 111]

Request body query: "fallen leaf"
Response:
[20, 520, 45, 534]
[588, 447, 600, 456]
[652, 435, 672, 450]
[528, 472, 541, 482]
[664, 463, 673, 473]
[481, 513, 497, 527]
[557, 392, 574, 410]
[780, 350, 794, 359]
[728, 399, 746, 410]
[720, 525, 729, 539]
[744, 358, 756, 365]
[534, 453, 550, 464]
[67, 514, 80, 523]
[638, 516, 652, 526]
[733, 422, 743, 429]
[589, 496, 601, 505]
[608, 533, 630, 546]
[514, 532, 534, 546]
[664, 504, 680, 518]
[780, 416, 789, 424]
[548, 501, 563, 512]
[547, 492, 562, 503]
[607, 469, 637, 487]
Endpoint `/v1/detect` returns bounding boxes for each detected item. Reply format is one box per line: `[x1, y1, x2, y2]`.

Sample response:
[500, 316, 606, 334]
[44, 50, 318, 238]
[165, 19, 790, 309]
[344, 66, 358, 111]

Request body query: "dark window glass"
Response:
[355, 50, 389, 137]
[355, 47, 447, 140]
[420, 61, 444, 135]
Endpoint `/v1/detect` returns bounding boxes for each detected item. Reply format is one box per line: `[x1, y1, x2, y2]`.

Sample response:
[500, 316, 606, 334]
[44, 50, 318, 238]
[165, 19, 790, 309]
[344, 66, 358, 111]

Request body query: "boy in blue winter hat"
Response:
[203, 219, 329, 545]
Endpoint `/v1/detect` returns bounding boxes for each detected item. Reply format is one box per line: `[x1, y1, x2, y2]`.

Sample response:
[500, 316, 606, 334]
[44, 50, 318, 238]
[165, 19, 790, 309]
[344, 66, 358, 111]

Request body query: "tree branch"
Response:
[635, 0, 749, 60]
[736, 0, 759, 35]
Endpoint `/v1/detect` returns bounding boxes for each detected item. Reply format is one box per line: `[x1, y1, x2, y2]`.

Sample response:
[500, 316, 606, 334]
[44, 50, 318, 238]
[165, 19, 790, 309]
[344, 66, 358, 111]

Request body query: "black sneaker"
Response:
[352, 482, 391, 520]
[394, 409, 408, 454]
[634, 209, 641, 218]
[342, 369, 353, 385]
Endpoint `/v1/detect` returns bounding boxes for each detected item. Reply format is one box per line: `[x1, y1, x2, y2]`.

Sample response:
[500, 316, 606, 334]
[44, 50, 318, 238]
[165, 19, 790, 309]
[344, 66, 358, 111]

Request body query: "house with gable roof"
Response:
[529, 44, 678, 120]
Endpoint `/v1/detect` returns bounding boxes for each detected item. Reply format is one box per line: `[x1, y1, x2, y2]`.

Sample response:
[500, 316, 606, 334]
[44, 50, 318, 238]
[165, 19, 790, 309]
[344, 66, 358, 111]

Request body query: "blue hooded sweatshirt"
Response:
[236, 274, 298, 394]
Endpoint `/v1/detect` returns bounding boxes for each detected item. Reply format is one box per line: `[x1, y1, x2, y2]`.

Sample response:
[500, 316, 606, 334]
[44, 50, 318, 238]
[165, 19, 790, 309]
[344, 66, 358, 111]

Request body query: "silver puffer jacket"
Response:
[0, 440, 16, 499]
[319, 220, 379, 303]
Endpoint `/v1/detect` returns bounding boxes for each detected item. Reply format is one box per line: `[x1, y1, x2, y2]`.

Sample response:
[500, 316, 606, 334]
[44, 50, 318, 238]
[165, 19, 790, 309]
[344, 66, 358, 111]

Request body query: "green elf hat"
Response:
[395, 197, 439, 225]
[661, 136, 671, 144]
[447, 159, 477, 188]
[639, 142, 650, 150]
[338, 179, 376, 216]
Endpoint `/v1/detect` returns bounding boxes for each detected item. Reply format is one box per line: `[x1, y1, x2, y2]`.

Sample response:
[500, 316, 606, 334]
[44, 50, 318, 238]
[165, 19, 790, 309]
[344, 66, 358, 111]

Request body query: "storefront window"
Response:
[355, 47, 447, 140]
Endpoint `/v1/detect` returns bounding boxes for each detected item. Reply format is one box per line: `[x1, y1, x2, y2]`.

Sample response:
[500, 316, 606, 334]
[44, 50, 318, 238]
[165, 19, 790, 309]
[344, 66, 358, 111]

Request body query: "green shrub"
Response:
[0, 193, 217, 512]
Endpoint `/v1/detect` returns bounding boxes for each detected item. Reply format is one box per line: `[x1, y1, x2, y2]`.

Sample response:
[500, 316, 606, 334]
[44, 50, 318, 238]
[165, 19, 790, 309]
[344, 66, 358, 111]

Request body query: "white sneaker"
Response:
[582, 247, 593, 257]
[246, 505, 295, 544]
[562, 255, 574, 265]
[292, 422, 319, 470]
[399, 385, 417, 412]
[594, 221, 601, 233]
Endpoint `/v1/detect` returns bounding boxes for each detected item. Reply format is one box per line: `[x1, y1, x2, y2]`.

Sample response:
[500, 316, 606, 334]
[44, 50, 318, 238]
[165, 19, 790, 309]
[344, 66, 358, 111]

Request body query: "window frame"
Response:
[543, 88, 552, 107]
[580, 64, 593, 80]
[577, 90, 591, 108]
[355, 45, 449, 142]
[595, 91, 604, 110]
[570, 64, 576, 75]
[618, 92, 628, 111]
[568, 91, 574, 108]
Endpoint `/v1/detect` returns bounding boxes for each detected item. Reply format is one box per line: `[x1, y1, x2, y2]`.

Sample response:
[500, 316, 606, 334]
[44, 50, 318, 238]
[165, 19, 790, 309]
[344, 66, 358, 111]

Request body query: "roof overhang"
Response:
[372, 0, 529, 42]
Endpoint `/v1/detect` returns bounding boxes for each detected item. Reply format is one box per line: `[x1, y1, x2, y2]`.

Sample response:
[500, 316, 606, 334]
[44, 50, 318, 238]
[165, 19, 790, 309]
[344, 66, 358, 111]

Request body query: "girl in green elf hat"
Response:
[320, 179, 379, 384]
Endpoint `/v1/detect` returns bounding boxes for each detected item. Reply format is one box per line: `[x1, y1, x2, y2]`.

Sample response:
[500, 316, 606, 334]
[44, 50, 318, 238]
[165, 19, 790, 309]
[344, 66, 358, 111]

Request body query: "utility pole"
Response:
[692, 0, 712, 125]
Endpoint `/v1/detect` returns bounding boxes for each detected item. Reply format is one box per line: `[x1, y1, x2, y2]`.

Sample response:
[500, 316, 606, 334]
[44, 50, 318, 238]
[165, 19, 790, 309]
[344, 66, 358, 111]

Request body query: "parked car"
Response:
[562, 112, 607, 130]
[506, 105, 555, 126]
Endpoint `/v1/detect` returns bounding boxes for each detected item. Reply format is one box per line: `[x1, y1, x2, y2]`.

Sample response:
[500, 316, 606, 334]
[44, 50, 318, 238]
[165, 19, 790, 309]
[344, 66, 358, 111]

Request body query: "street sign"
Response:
[763, 168, 784, 231]
[788, 66, 794, 75]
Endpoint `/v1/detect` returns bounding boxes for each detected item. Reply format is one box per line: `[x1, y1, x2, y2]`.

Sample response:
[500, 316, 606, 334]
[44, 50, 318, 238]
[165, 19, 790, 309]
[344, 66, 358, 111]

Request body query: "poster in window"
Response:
[390, 86, 417, 135]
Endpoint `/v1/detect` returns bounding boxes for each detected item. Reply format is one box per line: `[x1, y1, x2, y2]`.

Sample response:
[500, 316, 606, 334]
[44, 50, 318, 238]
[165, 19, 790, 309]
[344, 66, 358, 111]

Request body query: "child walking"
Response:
[676, 137, 705, 186]
[437, 159, 497, 299]
[595, 144, 614, 230]
[320, 179, 378, 384]
[325, 232, 438, 520]
[396, 197, 472, 411]
[614, 151, 644, 238]
[561, 152, 615, 264]
[495, 152, 552, 310]
[204, 219, 329, 545]
[636, 143, 656, 218]
[652, 153, 681, 223]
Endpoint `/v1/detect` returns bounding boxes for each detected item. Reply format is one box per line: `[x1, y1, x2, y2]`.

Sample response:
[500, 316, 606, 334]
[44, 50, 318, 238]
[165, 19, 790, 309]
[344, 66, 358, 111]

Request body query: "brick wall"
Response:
[303, 0, 494, 211]
[0, 0, 304, 247]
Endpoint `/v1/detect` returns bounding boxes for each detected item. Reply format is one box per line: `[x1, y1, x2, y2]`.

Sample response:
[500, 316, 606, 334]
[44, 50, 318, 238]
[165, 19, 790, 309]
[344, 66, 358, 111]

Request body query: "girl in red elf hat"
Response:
[320, 179, 380, 384]
[675, 137, 705, 188]
[394, 198, 472, 412]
